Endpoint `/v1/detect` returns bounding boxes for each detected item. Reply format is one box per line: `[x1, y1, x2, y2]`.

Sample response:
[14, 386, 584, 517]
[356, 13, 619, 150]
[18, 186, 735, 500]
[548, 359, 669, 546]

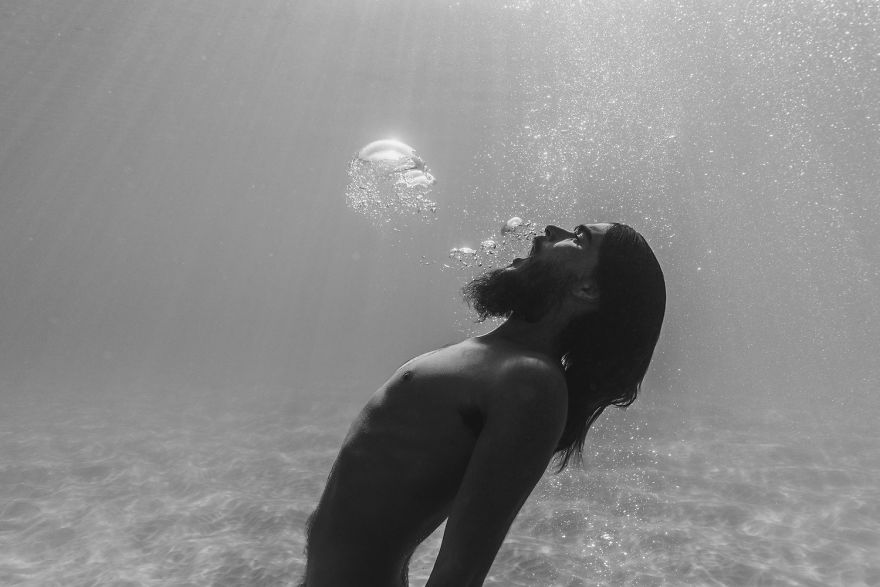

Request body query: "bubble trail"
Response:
[446, 216, 540, 271]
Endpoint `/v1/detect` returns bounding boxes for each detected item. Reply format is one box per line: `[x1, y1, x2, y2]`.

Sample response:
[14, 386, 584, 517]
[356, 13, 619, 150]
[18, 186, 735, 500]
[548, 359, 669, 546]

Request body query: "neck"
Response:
[479, 311, 571, 360]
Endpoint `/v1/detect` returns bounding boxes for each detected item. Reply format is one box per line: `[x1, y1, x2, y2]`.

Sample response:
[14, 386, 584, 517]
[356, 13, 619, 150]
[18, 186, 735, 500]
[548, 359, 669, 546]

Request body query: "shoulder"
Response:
[489, 355, 568, 425]
[501, 355, 566, 392]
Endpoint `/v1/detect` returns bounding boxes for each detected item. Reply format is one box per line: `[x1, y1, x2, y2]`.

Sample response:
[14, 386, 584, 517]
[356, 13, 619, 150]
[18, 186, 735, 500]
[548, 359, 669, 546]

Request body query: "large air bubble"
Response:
[345, 139, 437, 224]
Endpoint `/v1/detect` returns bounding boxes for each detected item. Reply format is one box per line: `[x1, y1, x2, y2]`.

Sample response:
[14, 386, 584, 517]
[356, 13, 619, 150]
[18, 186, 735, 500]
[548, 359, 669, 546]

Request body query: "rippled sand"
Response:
[1, 385, 877, 586]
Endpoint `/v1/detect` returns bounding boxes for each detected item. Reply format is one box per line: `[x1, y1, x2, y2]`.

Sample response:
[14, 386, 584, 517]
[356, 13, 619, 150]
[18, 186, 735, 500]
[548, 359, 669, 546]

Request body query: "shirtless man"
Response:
[302, 222, 666, 586]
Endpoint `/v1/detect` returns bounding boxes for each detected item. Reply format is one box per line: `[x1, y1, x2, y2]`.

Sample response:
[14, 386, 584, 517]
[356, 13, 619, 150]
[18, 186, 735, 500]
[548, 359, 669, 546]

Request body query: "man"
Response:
[302, 222, 666, 586]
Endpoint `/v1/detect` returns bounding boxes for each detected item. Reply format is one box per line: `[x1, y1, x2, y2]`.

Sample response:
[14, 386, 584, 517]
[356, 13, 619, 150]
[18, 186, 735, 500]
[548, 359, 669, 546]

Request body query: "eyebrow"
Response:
[574, 225, 592, 244]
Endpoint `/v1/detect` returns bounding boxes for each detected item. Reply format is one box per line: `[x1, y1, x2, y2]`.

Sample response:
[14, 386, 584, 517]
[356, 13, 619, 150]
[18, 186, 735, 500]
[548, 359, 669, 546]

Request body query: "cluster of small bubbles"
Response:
[344, 140, 437, 226]
[444, 216, 540, 272]
[495, 216, 541, 254]
[447, 246, 478, 267]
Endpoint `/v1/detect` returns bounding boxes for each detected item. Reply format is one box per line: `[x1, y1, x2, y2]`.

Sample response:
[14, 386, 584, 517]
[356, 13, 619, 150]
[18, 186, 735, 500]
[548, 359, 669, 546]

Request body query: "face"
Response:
[463, 222, 611, 322]
[512, 222, 611, 281]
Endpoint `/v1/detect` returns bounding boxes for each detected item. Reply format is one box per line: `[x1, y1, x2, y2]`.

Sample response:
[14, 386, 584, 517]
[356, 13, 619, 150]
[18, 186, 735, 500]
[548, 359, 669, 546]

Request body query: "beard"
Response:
[462, 256, 577, 323]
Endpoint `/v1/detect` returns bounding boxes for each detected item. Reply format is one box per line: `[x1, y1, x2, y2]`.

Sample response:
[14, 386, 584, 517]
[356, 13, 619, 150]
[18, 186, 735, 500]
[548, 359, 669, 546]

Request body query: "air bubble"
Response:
[345, 139, 437, 225]
[501, 216, 524, 233]
[446, 217, 540, 270]
[449, 247, 478, 266]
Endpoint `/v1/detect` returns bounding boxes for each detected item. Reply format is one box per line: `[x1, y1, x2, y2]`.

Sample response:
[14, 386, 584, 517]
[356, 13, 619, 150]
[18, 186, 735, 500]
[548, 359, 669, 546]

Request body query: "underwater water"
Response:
[0, 0, 878, 585]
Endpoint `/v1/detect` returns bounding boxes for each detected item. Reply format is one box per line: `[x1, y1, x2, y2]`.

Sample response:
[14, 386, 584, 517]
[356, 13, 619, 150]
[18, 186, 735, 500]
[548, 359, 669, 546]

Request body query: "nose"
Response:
[544, 225, 571, 241]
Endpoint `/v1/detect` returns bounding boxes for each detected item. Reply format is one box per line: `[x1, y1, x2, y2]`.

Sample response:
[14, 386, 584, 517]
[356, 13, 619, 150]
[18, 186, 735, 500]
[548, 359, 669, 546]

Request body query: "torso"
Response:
[303, 337, 559, 586]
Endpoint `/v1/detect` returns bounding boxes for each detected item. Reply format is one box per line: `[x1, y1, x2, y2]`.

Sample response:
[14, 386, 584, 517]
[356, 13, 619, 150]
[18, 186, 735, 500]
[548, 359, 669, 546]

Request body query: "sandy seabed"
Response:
[1, 384, 878, 587]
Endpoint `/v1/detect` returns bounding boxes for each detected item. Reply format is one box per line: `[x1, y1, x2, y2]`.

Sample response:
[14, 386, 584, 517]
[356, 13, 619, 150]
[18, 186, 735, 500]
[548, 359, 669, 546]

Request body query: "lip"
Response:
[529, 236, 545, 256]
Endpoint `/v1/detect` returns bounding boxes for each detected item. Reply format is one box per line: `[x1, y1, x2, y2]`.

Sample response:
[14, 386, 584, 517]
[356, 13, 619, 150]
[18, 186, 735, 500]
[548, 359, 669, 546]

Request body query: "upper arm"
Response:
[426, 363, 567, 587]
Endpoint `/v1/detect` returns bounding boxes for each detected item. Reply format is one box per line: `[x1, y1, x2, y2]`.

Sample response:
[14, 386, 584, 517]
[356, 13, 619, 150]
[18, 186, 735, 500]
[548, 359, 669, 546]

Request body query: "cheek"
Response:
[557, 248, 588, 268]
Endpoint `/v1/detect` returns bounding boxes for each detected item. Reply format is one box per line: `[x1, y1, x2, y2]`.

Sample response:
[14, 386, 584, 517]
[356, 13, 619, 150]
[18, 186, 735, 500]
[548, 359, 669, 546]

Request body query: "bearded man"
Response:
[301, 222, 666, 587]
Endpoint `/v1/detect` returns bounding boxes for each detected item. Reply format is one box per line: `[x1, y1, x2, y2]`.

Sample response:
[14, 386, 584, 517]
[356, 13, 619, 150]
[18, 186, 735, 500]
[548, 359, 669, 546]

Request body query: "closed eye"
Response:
[574, 225, 592, 245]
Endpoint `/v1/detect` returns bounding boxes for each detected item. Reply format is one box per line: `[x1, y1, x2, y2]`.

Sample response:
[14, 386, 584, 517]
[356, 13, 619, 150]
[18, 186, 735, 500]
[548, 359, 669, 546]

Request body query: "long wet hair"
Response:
[554, 223, 666, 471]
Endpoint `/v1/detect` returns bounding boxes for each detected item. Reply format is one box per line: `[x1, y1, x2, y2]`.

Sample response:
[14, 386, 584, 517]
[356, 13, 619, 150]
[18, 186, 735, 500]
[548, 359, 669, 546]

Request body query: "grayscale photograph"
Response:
[0, 1, 877, 585]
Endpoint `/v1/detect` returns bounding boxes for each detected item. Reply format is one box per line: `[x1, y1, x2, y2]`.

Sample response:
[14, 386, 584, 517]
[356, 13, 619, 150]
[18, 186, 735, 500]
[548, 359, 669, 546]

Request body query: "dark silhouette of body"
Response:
[303, 223, 666, 586]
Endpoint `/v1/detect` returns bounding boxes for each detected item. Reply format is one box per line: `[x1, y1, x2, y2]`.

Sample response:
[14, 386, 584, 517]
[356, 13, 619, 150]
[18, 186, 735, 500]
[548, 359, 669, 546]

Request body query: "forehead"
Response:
[584, 222, 613, 235]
